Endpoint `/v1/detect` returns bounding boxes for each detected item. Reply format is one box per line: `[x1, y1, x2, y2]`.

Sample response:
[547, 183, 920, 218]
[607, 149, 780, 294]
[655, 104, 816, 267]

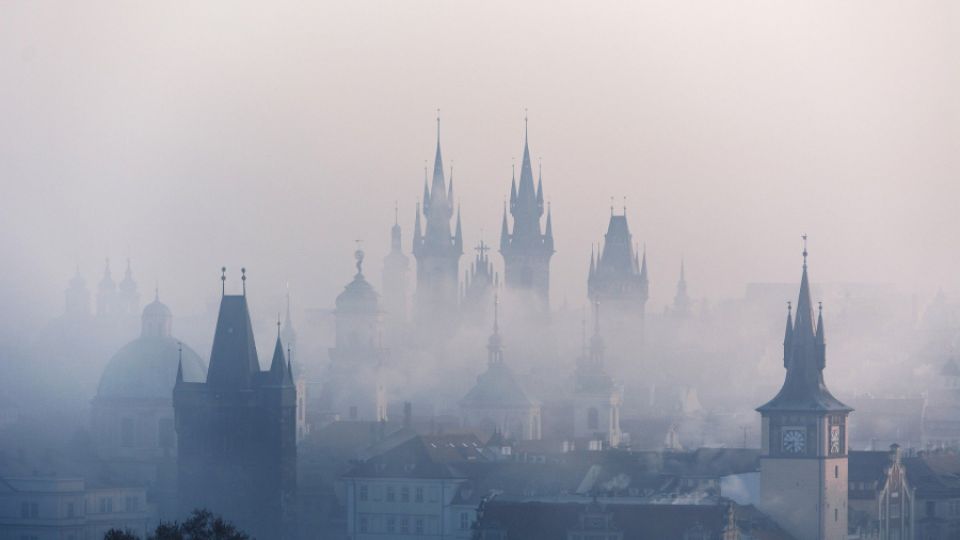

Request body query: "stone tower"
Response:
[499, 119, 553, 314]
[412, 117, 463, 331]
[587, 211, 648, 317]
[174, 269, 297, 540]
[756, 243, 851, 540]
[324, 249, 388, 422]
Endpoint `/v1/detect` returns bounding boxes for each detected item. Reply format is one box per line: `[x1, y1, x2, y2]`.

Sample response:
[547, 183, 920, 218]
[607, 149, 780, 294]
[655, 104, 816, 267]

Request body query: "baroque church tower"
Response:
[572, 303, 622, 447]
[757, 242, 851, 540]
[500, 118, 553, 314]
[413, 117, 463, 330]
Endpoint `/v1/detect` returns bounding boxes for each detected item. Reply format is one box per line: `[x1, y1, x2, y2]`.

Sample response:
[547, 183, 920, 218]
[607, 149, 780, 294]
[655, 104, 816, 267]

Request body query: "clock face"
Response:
[830, 425, 841, 454]
[782, 428, 806, 454]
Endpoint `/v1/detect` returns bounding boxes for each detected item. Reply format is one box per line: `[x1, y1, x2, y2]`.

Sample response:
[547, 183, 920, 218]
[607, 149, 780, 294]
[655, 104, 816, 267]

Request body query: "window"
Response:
[386, 517, 396, 533]
[121, 418, 135, 447]
[461, 512, 470, 530]
[400, 517, 409, 533]
[99, 497, 113, 514]
[834, 465, 839, 479]
[359, 517, 368, 533]
[834, 508, 838, 521]
[386, 486, 396, 502]
[29, 503, 38, 518]
[20, 502, 28, 518]
[125, 496, 139, 512]
[359, 485, 368, 502]
[415, 487, 424, 503]
[401, 486, 410, 502]
[415, 518, 424, 534]
[588, 408, 599, 430]
[67, 502, 75, 518]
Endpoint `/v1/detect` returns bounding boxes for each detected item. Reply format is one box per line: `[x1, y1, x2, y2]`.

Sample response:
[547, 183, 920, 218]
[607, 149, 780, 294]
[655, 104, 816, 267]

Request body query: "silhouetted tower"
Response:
[461, 240, 497, 326]
[573, 302, 622, 446]
[281, 287, 297, 353]
[96, 258, 118, 318]
[174, 269, 297, 540]
[757, 239, 851, 540]
[382, 203, 410, 336]
[587, 210, 648, 317]
[412, 116, 463, 329]
[65, 266, 91, 318]
[325, 249, 388, 421]
[118, 258, 140, 316]
[671, 259, 692, 317]
[500, 117, 553, 313]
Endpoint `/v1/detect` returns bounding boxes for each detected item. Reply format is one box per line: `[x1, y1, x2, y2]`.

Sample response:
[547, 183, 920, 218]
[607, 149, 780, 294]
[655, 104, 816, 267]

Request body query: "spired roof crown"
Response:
[206, 294, 260, 389]
[757, 245, 851, 414]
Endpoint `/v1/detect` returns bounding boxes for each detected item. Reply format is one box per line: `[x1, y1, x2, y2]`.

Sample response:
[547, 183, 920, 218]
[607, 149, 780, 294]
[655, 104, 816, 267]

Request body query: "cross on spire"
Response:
[221, 267, 226, 295]
[801, 234, 808, 268]
[241, 267, 247, 295]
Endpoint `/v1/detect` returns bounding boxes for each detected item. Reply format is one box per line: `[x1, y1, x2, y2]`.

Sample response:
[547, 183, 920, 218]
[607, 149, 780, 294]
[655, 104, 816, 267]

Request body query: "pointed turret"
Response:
[757, 242, 851, 413]
[783, 302, 794, 368]
[176, 343, 184, 386]
[454, 205, 463, 252]
[589, 245, 597, 280]
[206, 271, 261, 389]
[269, 330, 289, 385]
[544, 204, 554, 251]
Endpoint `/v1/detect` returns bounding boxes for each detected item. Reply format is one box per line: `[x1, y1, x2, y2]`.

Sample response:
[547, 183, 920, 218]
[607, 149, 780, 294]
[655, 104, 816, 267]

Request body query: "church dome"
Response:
[96, 336, 205, 400]
[96, 297, 205, 400]
[335, 250, 379, 314]
[461, 362, 534, 408]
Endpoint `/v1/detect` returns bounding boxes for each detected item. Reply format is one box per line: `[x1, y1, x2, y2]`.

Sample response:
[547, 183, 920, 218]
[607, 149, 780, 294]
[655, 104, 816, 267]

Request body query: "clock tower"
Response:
[756, 242, 852, 540]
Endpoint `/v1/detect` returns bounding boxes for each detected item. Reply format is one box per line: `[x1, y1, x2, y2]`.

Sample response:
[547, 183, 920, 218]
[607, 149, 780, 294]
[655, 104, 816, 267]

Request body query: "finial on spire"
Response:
[523, 108, 528, 144]
[436, 108, 440, 139]
[610, 196, 614, 216]
[623, 196, 627, 214]
[394, 201, 399, 226]
[801, 233, 808, 268]
[221, 267, 226, 295]
[277, 313, 281, 338]
[241, 267, 247, 295]
[787, 300, 792, 314]
[354, 240, 365, 276]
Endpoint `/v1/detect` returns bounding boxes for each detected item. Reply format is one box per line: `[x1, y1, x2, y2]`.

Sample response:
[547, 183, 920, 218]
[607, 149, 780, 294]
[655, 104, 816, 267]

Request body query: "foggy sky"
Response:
[2, 1, 959, 331]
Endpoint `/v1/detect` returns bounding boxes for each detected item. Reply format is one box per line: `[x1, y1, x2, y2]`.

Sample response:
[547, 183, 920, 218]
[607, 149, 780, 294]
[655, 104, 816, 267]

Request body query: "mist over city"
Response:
[2, 2, 960, 540]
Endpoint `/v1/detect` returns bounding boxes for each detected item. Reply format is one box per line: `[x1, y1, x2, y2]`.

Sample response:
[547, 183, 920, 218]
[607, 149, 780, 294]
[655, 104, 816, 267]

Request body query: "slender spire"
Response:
[544, 202, 554, 249]
[639, 246, 648, 281]
[783, 301, 793, 368]
[221, 267, 226, 296]
[794, 235, 815, 340]
[176, 342, 184, 384]
[454, 205, 463, 252]
[412, 202, 422, 253]
[269, 331, 287, 383]
[589, 245, 596, 279]
[241, 267, 247, 296]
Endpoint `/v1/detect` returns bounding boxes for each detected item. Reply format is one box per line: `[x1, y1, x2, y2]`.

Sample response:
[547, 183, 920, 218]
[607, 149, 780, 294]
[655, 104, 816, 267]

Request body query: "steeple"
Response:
[757, 240, 851, 413]
[206, 270, 261, 389]
[672, 258, 691, 316]
[269, 318, 289, 385]
[783, 302, 793, 368]
[500, 114, 554, 311]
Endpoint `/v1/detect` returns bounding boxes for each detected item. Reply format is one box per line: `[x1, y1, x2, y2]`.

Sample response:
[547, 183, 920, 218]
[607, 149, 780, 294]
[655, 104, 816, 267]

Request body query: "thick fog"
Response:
[2, 1, 960, 440]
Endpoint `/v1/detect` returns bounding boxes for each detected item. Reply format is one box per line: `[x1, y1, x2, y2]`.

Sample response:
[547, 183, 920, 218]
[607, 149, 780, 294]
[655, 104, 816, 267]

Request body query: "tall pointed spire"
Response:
[783, 302, 793, 368]
[176, 342, 184, 385]
[500, 202, 510, 251]
[793, 234, 815, 341]
[487, 293, 504, 366]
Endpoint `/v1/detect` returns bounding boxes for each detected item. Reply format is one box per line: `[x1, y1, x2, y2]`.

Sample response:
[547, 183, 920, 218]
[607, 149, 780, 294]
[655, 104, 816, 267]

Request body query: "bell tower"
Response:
[756, 238, 852, 540]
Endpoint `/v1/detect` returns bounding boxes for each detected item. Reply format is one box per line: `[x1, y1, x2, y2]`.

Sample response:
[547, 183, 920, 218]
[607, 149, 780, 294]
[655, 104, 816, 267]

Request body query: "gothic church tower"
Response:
[757, 242, 851, 540]
[500, 118, 553, 314]
[413, 117, 463, 330]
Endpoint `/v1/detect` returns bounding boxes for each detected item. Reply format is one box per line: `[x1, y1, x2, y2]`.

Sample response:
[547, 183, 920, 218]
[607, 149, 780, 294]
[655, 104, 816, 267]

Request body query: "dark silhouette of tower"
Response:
[174, 269, 297, 540]
[500, 118, 553, 314]
[587, 210, 648, 317]
[756, 240, 851, 540]
[671, 259, 692, 317]
[412, 117, 463, 331]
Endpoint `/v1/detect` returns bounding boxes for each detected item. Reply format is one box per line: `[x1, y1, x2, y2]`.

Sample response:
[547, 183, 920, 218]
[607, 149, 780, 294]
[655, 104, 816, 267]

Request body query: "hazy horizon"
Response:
[2, 1, 959, 332]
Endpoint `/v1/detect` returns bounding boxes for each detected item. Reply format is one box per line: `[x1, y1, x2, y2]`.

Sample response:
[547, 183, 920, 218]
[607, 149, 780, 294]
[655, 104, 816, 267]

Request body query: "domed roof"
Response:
[96, 336, 205, 400]
[461, 362, 534, 409]
[142, 298, 172, 319]
[335, 273, 379, 314]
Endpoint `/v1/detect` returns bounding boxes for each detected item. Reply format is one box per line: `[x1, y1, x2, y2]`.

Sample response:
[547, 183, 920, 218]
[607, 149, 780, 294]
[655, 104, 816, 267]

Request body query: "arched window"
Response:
[588, 408, 599, 430]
